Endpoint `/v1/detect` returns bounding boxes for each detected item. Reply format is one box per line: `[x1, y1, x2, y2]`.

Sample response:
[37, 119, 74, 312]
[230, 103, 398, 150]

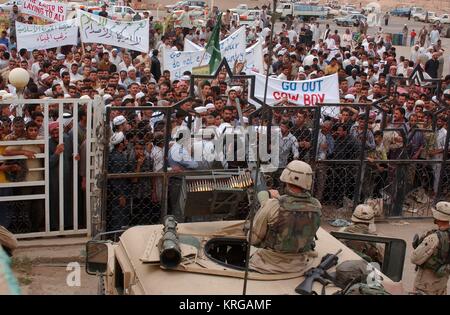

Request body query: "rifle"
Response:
[295, 249, 342, 295]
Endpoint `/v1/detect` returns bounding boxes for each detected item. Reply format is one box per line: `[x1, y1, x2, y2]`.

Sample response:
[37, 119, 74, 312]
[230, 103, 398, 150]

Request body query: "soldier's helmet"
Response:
[280, 160, 313, 190]
[432, 201, 450, 222]
[334, 260, 369, 289]
[351, 204, 375, 224]
[0, 226, 18, 256]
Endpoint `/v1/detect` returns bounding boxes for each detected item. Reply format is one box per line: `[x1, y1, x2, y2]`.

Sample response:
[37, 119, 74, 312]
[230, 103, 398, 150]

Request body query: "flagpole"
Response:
[198, 13, 220, 67]
[242, 0, 277, 296]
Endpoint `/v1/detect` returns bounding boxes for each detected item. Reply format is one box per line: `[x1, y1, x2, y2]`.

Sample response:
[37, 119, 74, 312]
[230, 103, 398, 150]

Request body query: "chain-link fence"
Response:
[98, 64, 450, 231]
[258, 102, 450, 220]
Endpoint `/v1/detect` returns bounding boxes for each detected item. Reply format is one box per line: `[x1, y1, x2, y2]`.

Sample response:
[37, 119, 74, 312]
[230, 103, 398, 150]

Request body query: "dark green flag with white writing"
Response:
[205, 13, 222, 74]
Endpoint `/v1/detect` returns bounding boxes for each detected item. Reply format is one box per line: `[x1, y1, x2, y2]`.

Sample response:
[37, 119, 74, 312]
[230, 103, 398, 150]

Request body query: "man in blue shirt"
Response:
[0, 31, 9, 49]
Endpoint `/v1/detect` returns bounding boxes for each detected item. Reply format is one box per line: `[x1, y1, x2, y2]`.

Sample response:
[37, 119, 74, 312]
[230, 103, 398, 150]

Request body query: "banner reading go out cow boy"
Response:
[252, 72, 340, 106]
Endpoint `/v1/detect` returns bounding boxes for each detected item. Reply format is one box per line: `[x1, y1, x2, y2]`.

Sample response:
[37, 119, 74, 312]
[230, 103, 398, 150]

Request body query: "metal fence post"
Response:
[436, 114, 450, 201]
[99, 106, 112, 235]
[353, 105, 370, 207]
[160, 107, 173, 221]
[310, 107, 321, 164]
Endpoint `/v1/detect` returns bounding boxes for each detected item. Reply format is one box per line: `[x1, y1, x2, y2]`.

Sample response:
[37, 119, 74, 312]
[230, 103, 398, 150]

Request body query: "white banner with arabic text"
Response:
[184, 37, 263, 74]
[16, 20, 78, 51]
[184, 27, 246, 69]
[78, 10, 149, 53]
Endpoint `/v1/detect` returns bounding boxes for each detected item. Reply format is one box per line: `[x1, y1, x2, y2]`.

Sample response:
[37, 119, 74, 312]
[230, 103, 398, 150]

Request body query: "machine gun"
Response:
[295, 249, 342, 295]
[159, 216, 182, 269]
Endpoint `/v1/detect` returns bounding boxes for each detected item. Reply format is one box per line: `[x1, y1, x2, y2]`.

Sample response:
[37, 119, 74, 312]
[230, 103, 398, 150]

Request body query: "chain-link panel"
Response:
[105, 105, 169, 231]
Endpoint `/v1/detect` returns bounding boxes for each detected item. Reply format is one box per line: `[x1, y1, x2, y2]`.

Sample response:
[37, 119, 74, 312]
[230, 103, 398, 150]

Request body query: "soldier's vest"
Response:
[261, 193, 321, 253]
[418, 229, 450, 277]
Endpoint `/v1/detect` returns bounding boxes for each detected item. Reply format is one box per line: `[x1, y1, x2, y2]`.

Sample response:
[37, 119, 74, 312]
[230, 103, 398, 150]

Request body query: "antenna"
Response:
[242, 0, 277, 295]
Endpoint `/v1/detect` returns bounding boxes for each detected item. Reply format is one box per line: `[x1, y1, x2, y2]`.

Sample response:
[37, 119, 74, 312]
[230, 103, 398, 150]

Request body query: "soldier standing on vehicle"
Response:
[339, 205, 383, 266]
[411, 201, 450, 295]
[248, 161, 322, 274]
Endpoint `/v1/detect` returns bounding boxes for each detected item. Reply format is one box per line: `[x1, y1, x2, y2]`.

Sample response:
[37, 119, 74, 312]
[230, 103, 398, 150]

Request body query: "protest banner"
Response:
[219, 27, 246, 68]
[16, 20, 78, 51]
[22, 0, 67, 22]
[252, 72, 340, 107]
[244, 40, 264, 74]
[78, 10, 149, 53]
[184, 27, 246, 69]
[163, 47, 211, 80]
[184, 38, 203, 52]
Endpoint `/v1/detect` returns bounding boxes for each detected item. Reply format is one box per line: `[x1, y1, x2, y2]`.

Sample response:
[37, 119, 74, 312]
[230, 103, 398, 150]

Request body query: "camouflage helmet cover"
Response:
[351, 204, 375, 223]
[280, 160, 313, 190]
[334, 260, 369, 289]
[432, 201, 450, 222]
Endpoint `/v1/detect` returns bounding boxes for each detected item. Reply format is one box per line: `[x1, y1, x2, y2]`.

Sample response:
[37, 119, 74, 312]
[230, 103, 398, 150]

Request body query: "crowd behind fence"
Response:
[0, 99, 96, 238]
[0, 81, 448, 237]
[99, 92, 449, 233]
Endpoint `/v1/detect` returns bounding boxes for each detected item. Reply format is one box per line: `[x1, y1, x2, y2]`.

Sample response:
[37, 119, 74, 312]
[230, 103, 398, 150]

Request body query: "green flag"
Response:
[205, 13, 222, 74]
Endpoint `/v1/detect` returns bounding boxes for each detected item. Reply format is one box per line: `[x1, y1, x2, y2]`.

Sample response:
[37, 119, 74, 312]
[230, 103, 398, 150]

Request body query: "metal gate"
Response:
[0, 97, 103, 238]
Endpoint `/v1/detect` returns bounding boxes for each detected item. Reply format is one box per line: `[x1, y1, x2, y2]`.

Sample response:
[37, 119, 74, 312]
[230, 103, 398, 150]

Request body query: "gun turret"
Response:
[159, 216, 182, 269]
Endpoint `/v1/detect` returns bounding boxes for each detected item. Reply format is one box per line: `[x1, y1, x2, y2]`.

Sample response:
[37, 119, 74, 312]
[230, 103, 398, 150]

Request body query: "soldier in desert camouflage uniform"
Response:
[411, 201, 450, 295]
[248, 160, 322, 274]
[340, 205, 383, 265]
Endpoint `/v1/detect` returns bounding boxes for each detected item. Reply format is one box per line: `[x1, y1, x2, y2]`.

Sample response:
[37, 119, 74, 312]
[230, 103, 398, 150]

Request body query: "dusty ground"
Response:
[11, 218, 448, 295]
[12, 238, 97, 295]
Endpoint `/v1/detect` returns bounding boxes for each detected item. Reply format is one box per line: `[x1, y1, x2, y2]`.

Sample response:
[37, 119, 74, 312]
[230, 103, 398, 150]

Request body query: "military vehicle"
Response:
[86, 217, 406, 295]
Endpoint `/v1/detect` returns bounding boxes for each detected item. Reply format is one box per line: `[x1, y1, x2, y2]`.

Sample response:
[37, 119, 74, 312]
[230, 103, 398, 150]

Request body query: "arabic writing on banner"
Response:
[184, 33, 263, 74]
[77, 10, 149, 53]
[163, 48, 211, 80]
[252, 72, 340, 106]
[22, 0, 67, 22]
[184, 27, 247, 69]
[16, 20, 78, 51]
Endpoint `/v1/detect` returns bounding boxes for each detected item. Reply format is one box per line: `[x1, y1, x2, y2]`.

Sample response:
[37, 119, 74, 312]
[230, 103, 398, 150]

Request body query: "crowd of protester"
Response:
[0, 4, 449, 232]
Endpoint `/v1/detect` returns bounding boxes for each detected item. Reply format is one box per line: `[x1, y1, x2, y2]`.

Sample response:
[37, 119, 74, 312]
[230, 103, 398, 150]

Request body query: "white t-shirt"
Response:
[430, 30, 440, 45]
[179, 11, 192, 29]
[287, 30, 298, 43]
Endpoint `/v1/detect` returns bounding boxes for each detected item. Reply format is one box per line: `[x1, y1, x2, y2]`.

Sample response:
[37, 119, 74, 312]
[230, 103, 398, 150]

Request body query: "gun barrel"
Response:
[159, 216, 182, 268]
